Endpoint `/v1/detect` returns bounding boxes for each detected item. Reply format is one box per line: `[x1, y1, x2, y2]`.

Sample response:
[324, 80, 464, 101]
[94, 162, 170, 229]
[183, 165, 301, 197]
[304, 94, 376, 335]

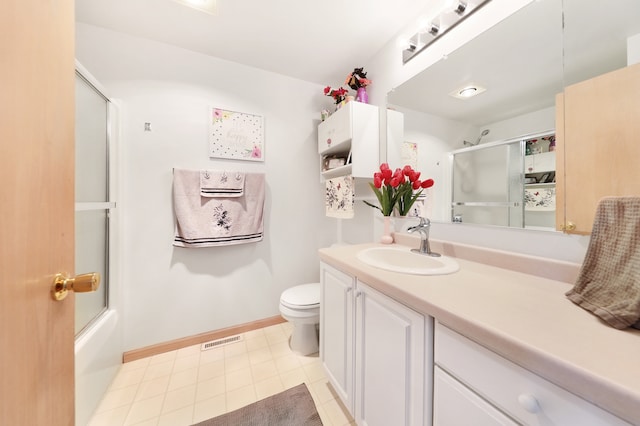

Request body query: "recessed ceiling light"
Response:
[172, 0, 217, 16]
[449, 83, 486, 99]
[459, 87, 477, 97]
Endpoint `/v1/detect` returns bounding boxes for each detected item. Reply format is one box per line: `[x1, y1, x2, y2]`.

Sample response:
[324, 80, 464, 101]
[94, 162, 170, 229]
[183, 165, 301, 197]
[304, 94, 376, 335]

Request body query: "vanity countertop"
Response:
[318, 240, 640, 425]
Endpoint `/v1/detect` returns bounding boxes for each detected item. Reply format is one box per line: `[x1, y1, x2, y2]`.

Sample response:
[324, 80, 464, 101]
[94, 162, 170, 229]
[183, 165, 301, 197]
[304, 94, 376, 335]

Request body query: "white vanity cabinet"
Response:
[317, 102, 379, 180]
[320, 262, 429, 426]
[434, 322, 632, 426]
[319, 263, 355, 411]
[434, 366, 518, 426]
[354, 280, 428, 426]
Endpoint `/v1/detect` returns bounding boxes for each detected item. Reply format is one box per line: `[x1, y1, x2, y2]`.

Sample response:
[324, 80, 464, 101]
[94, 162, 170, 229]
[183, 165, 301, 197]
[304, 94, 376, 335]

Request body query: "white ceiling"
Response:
[75, 0, 640, 127]
[75, 0, 434, 86]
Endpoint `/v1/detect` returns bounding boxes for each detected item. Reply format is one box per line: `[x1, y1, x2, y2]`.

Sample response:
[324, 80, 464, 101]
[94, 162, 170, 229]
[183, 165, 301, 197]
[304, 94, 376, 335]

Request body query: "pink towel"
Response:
[173, 169, 265, 247]
[200, 170, 245, 197]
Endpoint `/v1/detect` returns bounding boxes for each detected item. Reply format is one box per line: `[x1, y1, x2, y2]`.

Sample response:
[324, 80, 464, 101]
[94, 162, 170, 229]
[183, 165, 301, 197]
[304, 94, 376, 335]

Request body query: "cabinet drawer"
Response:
[435, 322, 631, 425]
[318, 105, 351, 154]
[434, 366, 518, 426]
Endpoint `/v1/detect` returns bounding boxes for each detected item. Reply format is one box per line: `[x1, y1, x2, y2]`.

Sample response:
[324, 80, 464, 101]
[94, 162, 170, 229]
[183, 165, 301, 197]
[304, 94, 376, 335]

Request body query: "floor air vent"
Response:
[201, 334, 243, 351]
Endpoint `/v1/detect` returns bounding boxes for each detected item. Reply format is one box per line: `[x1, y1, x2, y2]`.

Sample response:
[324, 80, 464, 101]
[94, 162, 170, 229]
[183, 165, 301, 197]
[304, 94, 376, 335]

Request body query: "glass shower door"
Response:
[451, 141, 524, 227]
[75, 71, 112, 335]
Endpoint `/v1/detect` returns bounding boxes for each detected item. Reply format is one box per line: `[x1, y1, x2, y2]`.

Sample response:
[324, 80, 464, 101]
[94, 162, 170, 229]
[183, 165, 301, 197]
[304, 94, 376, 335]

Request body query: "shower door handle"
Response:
[52, 272, 101, 301]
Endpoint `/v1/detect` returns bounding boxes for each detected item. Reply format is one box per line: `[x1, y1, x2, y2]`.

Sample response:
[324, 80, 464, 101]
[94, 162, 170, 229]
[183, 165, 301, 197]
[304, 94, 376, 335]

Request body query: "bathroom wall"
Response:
[75, 24, 337, 351]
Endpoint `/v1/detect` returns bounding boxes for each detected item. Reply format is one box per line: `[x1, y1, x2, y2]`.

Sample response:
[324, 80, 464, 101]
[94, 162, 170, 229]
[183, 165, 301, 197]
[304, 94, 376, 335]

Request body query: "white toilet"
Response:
[279, 283, 320, 356]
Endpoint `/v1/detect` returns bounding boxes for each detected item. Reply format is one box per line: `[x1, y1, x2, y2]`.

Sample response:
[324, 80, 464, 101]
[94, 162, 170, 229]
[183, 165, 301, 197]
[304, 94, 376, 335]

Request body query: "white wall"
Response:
[76, 24, 337, 351]
[628, 33, 640, 65]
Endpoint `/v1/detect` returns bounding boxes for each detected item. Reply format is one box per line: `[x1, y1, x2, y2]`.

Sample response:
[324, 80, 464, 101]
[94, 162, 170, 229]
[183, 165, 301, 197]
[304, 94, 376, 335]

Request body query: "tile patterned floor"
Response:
[88, 322, 355, 426]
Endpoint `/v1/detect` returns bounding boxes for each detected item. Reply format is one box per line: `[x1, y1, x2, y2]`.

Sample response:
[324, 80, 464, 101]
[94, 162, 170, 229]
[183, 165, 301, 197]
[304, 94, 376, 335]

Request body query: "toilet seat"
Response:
[280, 283, 320, 310]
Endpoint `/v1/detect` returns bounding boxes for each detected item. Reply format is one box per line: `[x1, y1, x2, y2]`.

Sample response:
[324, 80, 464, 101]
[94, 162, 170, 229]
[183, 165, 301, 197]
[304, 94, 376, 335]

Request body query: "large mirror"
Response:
[387, 0, 640, 231]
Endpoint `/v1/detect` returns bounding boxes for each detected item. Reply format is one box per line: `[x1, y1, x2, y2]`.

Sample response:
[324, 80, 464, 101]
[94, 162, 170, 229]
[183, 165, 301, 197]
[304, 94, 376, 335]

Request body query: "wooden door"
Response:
[556, 62, 640, 234]
[0, 1, 76, 425]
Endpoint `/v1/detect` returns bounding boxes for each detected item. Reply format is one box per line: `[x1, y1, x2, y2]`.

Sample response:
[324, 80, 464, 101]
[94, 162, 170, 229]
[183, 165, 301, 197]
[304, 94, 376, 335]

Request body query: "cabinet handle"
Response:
[355, 291, 362, 298]
[518, 393, 540, 413]
[560, 221, 576, 231]
[346, 287, 352, 293]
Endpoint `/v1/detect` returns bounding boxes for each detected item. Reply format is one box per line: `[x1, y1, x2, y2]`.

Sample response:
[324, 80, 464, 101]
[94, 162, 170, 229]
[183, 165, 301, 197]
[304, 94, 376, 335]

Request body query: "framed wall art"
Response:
[209, 107, 264, 161]
[401, 141, 418, 169]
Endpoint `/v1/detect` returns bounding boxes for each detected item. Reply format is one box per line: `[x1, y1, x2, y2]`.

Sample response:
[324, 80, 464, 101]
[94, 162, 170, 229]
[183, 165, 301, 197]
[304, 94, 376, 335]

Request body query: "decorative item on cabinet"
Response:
[345, 67, 371, 104]
[546, 135, 556, 152]
[322, 155, 348, 172]
[323, 86, 349, 110]
[355, 87, 368, 103]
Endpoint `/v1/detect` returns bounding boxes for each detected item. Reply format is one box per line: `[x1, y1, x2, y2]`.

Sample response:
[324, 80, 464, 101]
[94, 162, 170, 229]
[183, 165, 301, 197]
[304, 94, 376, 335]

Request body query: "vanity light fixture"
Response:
[402, 0, 491, 64]
[171, 0, 217, 15]
[453, 1, 468, 15]
[427, 22, 440, 36]
[449, 83, 486, 99]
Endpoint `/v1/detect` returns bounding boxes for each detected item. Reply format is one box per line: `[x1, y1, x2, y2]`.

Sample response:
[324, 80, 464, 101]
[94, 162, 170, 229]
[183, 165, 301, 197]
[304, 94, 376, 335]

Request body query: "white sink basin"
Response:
[356, 246, 460, 275]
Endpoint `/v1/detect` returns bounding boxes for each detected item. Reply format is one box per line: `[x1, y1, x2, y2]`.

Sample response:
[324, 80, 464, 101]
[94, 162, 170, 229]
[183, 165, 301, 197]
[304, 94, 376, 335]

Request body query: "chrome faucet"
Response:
[407, 217, 441, 257]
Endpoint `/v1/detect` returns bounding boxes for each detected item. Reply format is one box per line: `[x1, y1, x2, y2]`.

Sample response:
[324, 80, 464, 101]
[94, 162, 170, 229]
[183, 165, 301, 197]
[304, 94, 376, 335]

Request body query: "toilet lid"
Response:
[281, 283, 320, 309]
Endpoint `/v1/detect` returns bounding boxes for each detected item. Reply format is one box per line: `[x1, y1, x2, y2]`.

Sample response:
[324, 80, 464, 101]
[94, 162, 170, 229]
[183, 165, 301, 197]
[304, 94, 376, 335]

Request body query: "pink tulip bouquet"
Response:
[364, 163, 434, 216]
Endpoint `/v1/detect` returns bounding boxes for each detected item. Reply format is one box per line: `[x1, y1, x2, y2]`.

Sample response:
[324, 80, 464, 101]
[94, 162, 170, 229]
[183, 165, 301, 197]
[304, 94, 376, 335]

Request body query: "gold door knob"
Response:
[52, 272, 101, 301]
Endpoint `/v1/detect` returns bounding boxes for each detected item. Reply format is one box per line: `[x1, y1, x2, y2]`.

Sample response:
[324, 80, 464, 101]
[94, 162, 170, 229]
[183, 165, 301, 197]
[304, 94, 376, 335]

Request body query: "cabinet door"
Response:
[319, 263, 355, 413]
[350, 103, 380, 178]
[318, 105, 352, 154]
[556, 62, 640, 234]
[355, 281, 425, 426]
[434, 366, 518, 426]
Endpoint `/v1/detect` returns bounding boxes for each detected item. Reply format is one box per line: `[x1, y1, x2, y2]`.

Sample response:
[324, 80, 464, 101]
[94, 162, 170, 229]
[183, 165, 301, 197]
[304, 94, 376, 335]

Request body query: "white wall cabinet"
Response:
[434, 322, 632, 426]
[320, 262, 429, 426]
[318, 102, 379, 180]
[524, 151, 556, 174]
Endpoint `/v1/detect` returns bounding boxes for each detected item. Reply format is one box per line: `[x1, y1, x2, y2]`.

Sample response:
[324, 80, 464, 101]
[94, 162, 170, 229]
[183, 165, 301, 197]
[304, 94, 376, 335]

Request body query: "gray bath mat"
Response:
[192, 383, 323, 425]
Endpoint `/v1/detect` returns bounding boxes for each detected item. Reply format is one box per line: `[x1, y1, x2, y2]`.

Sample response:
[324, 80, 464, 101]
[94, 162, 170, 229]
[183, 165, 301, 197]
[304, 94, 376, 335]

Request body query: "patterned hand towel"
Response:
[173, 169, 264, 247]
[200, 170, 245, 197]
[325, 175, 354, 219]
[566, 196, 640, 329]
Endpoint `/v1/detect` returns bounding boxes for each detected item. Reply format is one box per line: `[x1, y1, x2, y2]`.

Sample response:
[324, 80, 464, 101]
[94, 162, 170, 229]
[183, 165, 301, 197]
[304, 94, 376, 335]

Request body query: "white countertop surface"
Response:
[318, 239, 640, 425]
